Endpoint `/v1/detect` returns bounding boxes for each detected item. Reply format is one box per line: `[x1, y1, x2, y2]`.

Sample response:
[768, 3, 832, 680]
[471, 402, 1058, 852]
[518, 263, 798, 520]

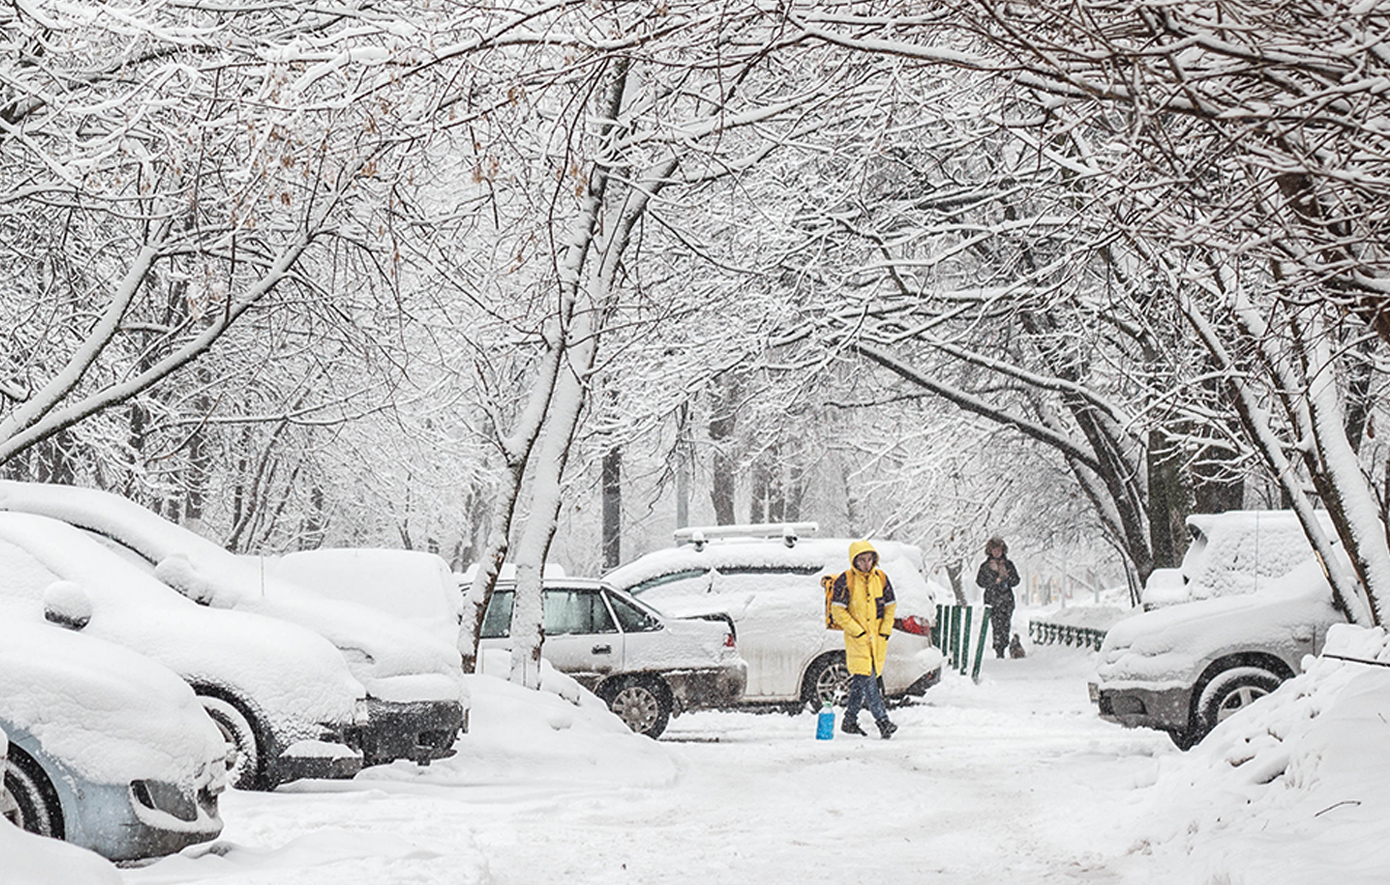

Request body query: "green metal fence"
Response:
[1027, 620, 1107, 651]
[932, 604, 991, 683]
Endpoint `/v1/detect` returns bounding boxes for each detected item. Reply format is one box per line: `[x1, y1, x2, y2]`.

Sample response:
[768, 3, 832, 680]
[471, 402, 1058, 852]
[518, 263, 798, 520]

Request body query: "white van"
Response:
[605, 524, 943, 708]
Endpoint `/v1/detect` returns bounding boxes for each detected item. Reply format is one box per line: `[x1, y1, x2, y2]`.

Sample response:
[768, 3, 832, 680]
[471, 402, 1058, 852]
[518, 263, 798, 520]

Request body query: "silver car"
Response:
[0, 619, 225, 861]
[477, 578, 747, 737]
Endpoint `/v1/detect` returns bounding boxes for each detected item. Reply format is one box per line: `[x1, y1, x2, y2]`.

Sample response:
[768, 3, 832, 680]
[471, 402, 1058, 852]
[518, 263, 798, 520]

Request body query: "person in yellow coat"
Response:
[828, 540, 899, 739]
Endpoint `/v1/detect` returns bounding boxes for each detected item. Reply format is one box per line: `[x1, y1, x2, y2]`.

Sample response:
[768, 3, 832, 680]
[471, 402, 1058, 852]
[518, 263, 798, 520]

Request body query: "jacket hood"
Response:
[848, 539, 879, 572]
[985, 536, 1008, 556]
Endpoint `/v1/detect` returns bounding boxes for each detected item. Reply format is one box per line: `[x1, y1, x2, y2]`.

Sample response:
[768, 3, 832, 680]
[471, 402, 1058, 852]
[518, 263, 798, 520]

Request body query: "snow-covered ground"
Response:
[47, 604, 1378, 885]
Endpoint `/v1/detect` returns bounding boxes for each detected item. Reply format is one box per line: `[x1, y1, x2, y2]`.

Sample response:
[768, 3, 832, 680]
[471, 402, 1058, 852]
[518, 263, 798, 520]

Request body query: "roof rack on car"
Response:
[673, 522, 819, 551]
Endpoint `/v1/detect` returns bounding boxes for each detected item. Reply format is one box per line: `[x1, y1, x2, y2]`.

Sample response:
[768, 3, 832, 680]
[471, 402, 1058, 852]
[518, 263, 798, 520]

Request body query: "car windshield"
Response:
[626, 569, 707, 596]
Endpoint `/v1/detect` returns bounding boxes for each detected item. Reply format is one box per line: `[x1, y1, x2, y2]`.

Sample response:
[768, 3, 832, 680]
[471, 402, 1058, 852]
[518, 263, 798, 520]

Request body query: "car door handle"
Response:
[592, 644, 612, 655]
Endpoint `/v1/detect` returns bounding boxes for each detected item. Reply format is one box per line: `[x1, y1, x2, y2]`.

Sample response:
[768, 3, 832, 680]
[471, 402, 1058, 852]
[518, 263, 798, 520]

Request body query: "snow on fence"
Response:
[1027, 620, 1107, 651]
[932, 604, 991, 683]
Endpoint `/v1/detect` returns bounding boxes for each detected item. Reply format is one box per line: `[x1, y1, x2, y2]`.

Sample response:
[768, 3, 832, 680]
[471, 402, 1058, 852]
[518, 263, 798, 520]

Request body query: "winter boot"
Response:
[876, 719, 898, 740]
[841, 716, 866, 735]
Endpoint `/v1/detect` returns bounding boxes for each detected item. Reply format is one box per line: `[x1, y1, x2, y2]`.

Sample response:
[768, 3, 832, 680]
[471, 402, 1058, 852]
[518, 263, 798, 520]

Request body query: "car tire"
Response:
[1193, 666, 1283, 742]
[607, 678, 671, 739]
[801, 652, 850, 710]
[4, 744, 64, 840]
[199, 694, 264, 790]
[1166, 727, 1199, 751]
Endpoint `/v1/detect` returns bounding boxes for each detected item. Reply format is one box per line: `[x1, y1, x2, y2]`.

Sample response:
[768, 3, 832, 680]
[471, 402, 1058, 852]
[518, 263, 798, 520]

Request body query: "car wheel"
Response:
[199, 694, 264, 790]
[5, 744, 64, 840]
[801, 652, 850, 710]
[1193, 666, 1283, 742]
[608, 678, 671, 739]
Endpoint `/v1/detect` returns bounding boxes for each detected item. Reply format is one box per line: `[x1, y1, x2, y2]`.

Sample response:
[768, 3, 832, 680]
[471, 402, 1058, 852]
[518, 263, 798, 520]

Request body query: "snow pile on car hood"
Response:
[1131, 622, 1390, 882]
[0, 619, 226, 789]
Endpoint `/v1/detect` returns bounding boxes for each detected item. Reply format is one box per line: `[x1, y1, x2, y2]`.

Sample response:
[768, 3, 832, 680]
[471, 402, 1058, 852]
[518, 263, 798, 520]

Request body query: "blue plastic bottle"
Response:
[815, 699, 835, 740]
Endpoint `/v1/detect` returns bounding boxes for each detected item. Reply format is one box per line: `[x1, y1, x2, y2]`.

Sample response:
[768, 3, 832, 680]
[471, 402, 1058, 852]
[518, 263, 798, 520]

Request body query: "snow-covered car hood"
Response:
[1096, 561, 1345, 688]
[0, 618, 226, 791]
[0, 513, 366, 736]
[0, 482, 465, 705]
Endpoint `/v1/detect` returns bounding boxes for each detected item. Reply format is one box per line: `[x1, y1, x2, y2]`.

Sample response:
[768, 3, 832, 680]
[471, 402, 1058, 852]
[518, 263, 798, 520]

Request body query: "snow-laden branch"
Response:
[853, 341, 1103, 473]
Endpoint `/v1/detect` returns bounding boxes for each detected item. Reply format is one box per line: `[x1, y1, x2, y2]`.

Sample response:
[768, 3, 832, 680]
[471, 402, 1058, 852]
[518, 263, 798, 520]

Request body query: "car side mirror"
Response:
[155, 554, 215, 605]
[43, 580, 92, 631]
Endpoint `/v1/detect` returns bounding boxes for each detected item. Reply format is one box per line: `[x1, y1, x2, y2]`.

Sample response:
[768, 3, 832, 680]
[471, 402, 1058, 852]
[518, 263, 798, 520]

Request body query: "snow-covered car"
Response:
[477, 577, 747, 738]
[0, 618, 226, 861]
[0, 512, 365, 790]
[603, 525, 944, 708]
[1090, 559, 1346, 748]
[1140, 510, 1337, 609]
[0, 481, 466, 768]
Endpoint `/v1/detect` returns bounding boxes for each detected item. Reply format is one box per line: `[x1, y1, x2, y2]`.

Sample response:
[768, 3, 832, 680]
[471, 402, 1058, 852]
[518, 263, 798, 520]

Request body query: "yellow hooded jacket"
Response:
[829, 540, 897, 676]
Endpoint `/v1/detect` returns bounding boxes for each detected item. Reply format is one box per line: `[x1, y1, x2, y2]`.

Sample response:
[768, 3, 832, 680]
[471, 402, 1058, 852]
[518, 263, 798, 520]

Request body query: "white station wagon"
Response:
[604, 524, 944, 709]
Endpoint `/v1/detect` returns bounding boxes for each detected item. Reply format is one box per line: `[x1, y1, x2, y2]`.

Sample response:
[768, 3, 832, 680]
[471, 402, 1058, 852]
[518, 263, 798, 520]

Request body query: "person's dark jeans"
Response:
[991, 606, 1014, 655]
[845, 673, 889, 724]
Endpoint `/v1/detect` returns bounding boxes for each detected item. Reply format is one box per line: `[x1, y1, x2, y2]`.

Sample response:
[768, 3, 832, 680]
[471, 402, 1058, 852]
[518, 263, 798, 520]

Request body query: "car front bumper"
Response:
[271, 739, 363, 784]
[1090, 681, 1193, 734]
[63, 778, 222, 862]
[345, 698, 464, 766]
[663, 662, 748, 714]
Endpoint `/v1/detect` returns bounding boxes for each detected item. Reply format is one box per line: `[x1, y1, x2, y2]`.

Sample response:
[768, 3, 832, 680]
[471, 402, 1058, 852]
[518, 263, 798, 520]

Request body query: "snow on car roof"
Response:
[1181, 509, 1339, 599]
[604, 536, 941, 615]
[263, 547, 463, 630]
[0, 618, 224, 788]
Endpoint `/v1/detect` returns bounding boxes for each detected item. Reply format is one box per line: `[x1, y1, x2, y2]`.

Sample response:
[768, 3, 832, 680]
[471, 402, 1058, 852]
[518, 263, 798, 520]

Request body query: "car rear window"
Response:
[606, 591, 661, 633]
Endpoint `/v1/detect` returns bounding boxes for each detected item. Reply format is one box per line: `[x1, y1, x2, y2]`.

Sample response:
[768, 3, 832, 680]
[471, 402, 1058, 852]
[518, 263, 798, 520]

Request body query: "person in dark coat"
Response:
[975, 536, 1020, 659]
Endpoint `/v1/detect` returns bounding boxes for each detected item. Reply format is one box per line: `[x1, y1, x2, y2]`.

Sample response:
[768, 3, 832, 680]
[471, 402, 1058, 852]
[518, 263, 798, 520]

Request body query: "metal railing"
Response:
[932, 604, 991, 683]
[1027, 620, 1107, 651]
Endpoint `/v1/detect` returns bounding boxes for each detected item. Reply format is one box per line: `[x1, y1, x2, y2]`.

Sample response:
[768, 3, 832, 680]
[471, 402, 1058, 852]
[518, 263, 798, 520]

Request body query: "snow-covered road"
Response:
[122, 646, 1175, 885]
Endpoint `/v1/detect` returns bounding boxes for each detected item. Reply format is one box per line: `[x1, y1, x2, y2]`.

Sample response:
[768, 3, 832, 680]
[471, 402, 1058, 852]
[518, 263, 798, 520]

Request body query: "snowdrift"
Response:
[1135, 624, 1390, 883]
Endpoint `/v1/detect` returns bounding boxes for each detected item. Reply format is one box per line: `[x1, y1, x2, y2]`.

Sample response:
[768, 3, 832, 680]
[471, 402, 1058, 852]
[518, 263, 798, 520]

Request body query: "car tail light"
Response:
[724, 631, 736, 649]
[894, 615, 929, 635]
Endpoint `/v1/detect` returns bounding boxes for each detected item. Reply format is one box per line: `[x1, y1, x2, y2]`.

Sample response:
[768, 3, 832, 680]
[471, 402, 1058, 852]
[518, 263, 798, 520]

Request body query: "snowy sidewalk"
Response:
[120, 644, 1184, 885]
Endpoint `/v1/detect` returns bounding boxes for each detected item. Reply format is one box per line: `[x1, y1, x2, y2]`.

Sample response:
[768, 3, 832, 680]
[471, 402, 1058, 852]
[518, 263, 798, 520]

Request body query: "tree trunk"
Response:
[602, 444, 622, 570]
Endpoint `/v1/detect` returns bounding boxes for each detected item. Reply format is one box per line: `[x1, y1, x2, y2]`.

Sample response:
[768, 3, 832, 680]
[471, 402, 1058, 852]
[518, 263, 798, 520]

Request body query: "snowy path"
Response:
[122, 647, 1175, 884]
